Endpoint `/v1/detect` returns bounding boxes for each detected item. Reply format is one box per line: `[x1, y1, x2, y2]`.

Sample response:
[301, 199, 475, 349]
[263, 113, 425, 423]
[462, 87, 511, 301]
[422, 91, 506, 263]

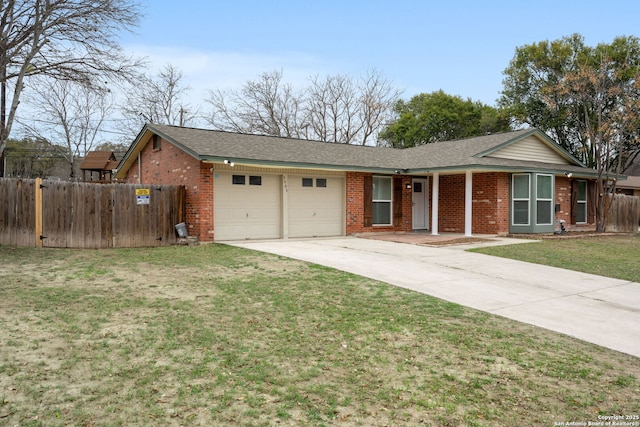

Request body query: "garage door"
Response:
[288, 176, 344, 238]
[214, 173, 281, 240]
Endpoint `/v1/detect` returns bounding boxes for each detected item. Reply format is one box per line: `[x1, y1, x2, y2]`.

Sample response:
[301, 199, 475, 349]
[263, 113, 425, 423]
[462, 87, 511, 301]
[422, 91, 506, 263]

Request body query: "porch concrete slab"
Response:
[227, 236, 640, 358]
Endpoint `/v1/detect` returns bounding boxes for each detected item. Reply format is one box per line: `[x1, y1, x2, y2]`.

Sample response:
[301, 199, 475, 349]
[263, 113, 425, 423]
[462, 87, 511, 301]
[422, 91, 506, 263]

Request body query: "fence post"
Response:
[35, 178, 43, 248]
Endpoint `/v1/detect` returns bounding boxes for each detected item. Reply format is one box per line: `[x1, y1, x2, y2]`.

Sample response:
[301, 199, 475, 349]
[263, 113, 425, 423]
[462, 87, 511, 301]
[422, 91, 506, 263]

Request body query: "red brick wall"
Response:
[438, 175, 465, 232]
[472, 172, 510, 235]
[122, 137, 215, 242]
[400, 177, 413, 230]
[556, 176, 596, 231]
[436, 173, 511, 235]
[434, 173, 595, 235]
[555, 176, 572, 227]
[345, 172, 412, 235]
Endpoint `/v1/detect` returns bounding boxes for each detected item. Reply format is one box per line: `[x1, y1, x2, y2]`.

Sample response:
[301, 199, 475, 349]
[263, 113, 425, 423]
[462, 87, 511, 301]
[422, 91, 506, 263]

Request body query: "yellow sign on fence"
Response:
[136, 188, 150, 205]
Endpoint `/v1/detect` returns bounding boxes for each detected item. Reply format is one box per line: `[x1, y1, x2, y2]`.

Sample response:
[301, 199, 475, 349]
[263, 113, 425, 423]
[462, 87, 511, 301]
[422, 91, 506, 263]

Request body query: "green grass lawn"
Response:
[472, 234, 640, 283]
[0, 242, 638, 426]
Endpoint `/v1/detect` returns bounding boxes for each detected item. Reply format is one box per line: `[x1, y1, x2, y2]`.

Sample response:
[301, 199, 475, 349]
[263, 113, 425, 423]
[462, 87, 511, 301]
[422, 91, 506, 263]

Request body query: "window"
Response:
[302, 178, 313, 187]
[232, 175, 245, 185]
[316, 178, 327, 188]
[512, 174, 530, 225]
[249, 176, 262, 186]
[413, 182, 422, 193]
[576, 180, 587, 223]
[536, 174, 553, 225]
[372, 176, 392, 225]
[152, 134, 161, 150]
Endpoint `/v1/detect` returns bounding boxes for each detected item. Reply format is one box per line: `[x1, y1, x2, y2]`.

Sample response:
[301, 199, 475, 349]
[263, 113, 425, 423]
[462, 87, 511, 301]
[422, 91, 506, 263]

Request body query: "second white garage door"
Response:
[287, 176, 344, 238]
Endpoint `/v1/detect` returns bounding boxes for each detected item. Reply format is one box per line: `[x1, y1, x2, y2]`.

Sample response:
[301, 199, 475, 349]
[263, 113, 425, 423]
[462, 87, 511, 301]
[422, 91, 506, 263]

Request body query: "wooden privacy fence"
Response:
[605, 193, 640, 233]
[0, 178, 186, 248]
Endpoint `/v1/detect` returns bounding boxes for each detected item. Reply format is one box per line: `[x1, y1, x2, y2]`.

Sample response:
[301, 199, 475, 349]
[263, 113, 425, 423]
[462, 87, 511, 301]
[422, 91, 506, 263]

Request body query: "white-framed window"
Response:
[536, 174, 553, 225]
[512, 174, 530, 225]
[576, 180, 587, 223]
[372, 176, 392, 225]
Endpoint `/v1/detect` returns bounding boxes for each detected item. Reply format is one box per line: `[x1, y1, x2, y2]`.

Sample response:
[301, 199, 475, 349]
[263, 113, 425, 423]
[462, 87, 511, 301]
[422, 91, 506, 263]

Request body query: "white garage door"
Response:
[214, 173, 281, 241]
[288, 176, 344, 238]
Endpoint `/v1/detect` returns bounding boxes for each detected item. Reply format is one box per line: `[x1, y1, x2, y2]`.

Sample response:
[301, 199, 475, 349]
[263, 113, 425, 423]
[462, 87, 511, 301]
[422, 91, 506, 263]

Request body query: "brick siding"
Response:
[122, 137, 215, 242]
[437, 173, 510, 235]
[345, 172, 412, 235]
[123, 139, 592, 240]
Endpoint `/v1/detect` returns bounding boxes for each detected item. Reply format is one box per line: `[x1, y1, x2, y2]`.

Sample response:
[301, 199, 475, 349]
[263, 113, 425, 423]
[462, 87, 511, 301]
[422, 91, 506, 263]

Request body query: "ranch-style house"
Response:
[114, 124, 599, 242]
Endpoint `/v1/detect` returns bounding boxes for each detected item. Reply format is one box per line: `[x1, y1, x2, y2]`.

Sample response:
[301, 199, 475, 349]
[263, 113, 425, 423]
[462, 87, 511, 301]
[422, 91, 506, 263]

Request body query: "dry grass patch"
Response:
[0, 244, 638, 426]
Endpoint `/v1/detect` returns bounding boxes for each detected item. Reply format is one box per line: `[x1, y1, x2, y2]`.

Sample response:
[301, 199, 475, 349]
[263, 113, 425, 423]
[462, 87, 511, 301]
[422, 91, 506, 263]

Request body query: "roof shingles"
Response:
[119, 124, 596, 177]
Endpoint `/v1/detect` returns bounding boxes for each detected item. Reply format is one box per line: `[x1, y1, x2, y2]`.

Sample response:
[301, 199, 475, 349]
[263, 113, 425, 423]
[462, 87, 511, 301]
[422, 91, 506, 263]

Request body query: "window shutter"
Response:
[393, 176, 403, 226]
[363, 175, 373, 227]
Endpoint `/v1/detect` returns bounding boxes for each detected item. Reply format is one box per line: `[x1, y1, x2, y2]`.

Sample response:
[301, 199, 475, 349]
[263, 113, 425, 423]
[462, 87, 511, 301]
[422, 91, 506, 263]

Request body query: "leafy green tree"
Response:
[378, 91, 510, 148]
[499, 34, 640, 167]
[500, 34, 640, 231]
[499, 34, 587, 158]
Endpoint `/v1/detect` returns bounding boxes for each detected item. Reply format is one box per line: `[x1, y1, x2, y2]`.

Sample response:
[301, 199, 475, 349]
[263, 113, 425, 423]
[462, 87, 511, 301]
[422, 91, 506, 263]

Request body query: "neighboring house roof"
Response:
[617, 151, 640, 189]
[619, 176, 640, 189]
[80, 151, 118, 171]
[115, 124, 599, 179]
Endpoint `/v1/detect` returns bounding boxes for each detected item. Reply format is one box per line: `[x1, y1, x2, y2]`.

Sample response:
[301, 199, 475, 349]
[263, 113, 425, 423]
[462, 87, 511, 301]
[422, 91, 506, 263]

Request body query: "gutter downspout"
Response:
[138, 152, 141, 184]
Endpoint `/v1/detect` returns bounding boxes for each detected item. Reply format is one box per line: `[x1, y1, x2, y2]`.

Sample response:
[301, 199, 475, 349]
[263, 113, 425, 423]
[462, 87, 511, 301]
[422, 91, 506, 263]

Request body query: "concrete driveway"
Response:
[228, 236, 640, 358]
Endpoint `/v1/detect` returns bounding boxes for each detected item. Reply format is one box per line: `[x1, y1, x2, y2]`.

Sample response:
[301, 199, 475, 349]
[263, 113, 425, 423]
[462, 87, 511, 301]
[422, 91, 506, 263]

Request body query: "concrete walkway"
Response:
[228, 236, 640, 358]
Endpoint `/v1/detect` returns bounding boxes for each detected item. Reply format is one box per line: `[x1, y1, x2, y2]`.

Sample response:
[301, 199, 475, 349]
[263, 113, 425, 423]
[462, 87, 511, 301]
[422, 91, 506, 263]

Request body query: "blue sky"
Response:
[123, 0, 640, 107]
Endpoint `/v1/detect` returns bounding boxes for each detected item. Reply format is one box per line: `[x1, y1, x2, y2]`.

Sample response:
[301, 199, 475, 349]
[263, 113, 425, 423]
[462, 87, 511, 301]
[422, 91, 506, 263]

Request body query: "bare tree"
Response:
[20, 78, 113, 179]
[207, 69, 304, 138]
[359, 69, 402, 146]
[306, 74, 358, 143]
[121, 64, 196, 135]
[0, 0, 143, 175]
[205, 69, 400, 145]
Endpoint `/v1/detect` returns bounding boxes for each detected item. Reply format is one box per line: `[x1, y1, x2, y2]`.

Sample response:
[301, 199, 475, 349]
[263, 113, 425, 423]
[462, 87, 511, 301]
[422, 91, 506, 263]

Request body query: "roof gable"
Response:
[476, 132, 576, 165]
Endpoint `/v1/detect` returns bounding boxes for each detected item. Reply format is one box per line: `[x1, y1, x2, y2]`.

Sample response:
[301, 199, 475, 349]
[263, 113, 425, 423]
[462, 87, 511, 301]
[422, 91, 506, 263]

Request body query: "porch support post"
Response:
[465, 170, 473, 236]
[431, 172, 439, 235]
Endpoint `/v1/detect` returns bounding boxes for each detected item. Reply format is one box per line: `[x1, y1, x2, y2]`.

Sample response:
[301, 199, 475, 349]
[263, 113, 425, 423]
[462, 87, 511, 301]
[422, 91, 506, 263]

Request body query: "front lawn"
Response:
[472, 234, 640, 282]
[0, 243, 638, 426]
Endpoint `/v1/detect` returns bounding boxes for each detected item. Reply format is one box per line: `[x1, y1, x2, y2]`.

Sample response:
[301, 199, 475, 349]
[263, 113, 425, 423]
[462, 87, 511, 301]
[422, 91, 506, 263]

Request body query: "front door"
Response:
[412, 178, 429, 230]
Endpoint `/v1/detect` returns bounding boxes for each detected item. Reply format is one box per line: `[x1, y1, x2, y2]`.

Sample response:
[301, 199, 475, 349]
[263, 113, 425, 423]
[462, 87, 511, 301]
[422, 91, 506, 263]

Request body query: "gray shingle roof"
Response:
[117, 123, 596, 177]
[146, 124, 401, 170]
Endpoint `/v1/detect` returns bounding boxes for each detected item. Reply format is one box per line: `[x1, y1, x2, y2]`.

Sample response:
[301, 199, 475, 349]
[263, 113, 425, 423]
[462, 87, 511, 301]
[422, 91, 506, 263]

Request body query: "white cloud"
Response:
[124, 44, 330, 102]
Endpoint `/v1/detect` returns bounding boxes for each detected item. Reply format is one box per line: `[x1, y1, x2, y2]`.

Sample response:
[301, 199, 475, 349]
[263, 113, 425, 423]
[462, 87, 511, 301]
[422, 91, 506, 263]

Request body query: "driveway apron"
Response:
[228, 237, 640, 358]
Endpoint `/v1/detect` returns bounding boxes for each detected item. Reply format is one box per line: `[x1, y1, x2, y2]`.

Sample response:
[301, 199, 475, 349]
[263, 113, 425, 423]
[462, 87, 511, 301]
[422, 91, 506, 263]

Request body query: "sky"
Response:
[120, 0, 640, 108]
